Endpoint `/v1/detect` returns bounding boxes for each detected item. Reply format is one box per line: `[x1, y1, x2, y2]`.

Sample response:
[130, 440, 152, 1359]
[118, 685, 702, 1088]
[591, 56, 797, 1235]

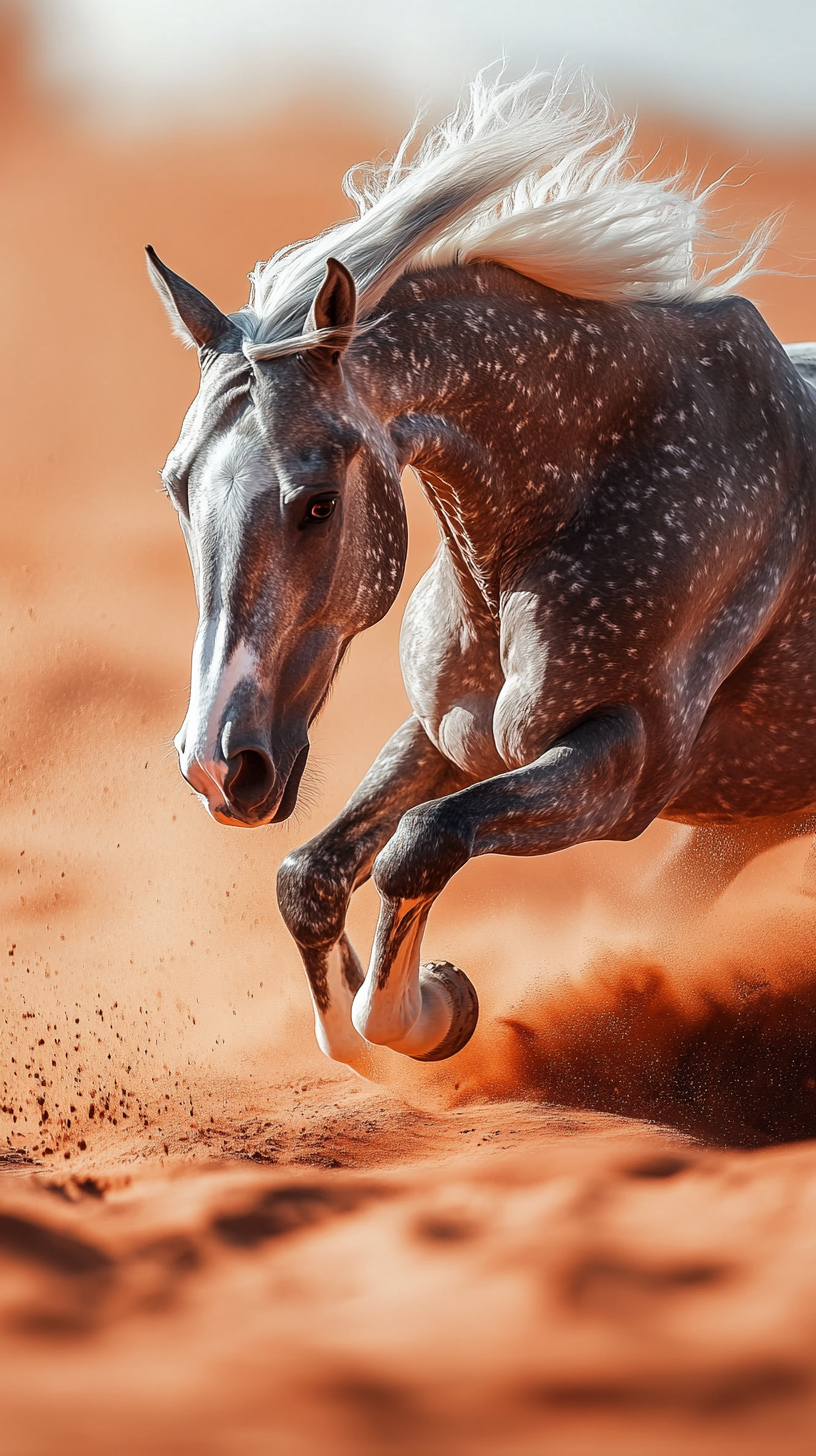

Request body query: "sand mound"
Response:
[3, 1094, 816, 1456]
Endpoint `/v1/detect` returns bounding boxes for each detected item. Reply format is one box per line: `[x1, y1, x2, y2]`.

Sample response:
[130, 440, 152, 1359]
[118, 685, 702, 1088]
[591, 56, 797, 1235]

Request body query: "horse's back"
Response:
[613, 299, 816, 823]
[786, 342, 816, 392]
[664, 322, 816, 822]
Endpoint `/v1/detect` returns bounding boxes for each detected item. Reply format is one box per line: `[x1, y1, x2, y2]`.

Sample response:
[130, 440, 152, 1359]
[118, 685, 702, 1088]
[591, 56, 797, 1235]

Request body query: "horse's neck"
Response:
[391, 410, 505, 616]
[358, 265, 631, 606]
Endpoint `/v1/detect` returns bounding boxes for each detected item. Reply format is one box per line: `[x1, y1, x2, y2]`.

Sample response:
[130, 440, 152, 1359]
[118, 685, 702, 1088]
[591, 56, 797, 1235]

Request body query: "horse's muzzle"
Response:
[223, 741, 276, 816]
[177, 732, 309, 827]
[223, 740, 310, 824]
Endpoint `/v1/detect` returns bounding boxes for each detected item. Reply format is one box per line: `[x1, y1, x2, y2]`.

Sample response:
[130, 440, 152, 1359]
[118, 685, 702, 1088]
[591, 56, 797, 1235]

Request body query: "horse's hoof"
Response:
[410, 961, 479, 1061]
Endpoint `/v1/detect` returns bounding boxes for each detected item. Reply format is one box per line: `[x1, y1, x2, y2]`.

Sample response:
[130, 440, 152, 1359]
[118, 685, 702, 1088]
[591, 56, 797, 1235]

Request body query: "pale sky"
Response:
[26, 0, 816, 139]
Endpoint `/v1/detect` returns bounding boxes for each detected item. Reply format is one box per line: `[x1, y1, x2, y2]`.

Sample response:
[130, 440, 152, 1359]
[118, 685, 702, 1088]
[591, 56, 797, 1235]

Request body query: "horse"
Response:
[147, 71, 816, 1072]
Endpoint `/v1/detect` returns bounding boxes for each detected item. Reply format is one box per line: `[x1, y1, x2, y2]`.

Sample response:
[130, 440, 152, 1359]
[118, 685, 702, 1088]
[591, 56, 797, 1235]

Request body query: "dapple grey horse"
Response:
[148, 73, 816, 1072]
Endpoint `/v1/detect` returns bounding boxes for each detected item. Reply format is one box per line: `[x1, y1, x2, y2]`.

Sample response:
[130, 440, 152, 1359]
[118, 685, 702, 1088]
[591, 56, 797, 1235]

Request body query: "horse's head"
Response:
[148, 249, 407, 826]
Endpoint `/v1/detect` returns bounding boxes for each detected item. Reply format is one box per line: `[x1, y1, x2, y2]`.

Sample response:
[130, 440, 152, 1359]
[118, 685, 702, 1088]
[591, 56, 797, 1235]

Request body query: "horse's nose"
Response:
[222, 740, 276, 815]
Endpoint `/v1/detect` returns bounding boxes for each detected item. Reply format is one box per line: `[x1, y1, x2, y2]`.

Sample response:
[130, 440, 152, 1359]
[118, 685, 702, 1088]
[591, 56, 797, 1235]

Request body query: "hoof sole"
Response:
[410, 961, 479, 1062]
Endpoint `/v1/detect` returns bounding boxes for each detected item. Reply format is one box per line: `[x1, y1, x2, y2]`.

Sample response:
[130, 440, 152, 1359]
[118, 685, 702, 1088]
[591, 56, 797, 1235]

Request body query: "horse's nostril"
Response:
[224, 748, 274, 813]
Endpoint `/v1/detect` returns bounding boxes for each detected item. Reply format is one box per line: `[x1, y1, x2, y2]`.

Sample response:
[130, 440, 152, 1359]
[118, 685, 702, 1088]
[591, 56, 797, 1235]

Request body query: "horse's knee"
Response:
[276, 844, 348, 947]
[373, 802, 472, 902]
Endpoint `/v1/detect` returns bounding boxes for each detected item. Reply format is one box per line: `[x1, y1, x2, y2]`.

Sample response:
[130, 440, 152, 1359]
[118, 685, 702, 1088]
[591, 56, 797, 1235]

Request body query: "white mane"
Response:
[235, 67, 774, 363]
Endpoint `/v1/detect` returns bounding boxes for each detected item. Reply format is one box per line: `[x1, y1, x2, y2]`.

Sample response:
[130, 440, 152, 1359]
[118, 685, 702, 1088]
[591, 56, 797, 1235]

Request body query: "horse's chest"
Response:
[404, 653, 508, 779]
[432, 691, 507, 778]
[399, 564, 507, 778]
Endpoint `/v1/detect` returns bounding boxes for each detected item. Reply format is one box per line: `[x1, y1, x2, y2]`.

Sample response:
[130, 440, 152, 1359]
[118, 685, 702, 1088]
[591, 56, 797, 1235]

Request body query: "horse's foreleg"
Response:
[353, 711, 647, 1060]
[276, 716, 469, 1069]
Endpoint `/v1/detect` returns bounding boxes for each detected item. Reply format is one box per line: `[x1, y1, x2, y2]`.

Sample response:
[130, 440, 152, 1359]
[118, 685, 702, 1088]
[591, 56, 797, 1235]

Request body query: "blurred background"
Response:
[2, 0, 815, 1159]
[24, 0, 816, 138]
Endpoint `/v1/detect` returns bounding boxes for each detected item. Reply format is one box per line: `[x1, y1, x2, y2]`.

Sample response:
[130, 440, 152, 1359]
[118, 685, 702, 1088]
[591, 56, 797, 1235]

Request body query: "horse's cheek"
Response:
[353, 521, 406, 625]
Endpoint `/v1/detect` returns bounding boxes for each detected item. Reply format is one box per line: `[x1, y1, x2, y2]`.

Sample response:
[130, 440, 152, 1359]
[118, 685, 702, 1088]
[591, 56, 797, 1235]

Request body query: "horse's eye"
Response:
[306, 496, 337, 523]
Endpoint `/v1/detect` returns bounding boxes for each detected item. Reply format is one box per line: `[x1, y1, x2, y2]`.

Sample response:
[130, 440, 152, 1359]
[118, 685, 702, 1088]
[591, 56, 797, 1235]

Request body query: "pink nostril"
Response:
[180, 756, 219, 797]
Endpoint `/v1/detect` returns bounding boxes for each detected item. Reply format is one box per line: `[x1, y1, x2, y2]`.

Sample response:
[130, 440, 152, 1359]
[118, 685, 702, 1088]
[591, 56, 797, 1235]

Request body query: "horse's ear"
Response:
[145, 245, 235, 351]
[305, 257, 357, 368]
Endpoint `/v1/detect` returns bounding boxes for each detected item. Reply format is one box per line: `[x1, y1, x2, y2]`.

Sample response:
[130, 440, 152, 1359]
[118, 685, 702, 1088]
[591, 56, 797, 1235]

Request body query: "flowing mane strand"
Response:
[235, 67, 774, 363]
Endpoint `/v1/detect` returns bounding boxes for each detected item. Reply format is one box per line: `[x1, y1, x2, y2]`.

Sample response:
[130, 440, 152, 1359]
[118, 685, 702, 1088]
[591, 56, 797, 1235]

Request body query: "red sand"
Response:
[2, 12, 816, 1453]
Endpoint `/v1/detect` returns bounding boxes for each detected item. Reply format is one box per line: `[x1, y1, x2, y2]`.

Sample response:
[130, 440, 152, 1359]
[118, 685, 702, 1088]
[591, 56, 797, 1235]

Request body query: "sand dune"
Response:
[3, 1095, 816, 1456]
